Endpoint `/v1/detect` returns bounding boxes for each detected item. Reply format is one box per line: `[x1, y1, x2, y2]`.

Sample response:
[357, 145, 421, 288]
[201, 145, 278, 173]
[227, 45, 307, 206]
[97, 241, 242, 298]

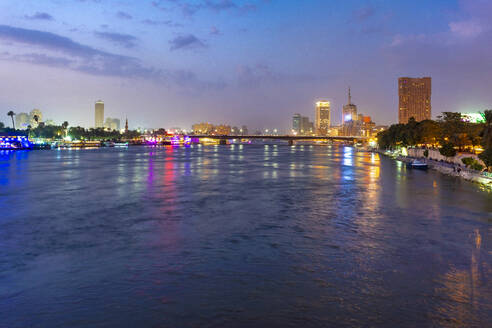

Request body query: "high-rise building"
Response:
[15, 112, 30, 129]
[95, 100, 104, 128]
[125, 118, 128, 133]
[292, 113, 314, 135]
[292, 114, 301, 134]
[398, 77, 431, 124]
[315, 101, 330, 135]
[104, 117, 120, 131]
[29, 109, 43, 128]
[342, 88, 357, 124]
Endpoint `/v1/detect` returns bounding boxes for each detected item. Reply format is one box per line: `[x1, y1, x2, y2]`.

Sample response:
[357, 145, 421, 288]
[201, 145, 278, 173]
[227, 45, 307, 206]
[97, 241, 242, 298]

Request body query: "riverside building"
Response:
[398, 77, 431, 124]
[315, 101, 331, 135]
[95, 100, 104, 128]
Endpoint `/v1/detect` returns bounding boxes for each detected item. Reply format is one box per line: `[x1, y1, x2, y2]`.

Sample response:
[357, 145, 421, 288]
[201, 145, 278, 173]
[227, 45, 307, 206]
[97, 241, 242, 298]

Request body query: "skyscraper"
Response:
[95, 100, 104, 128]
[292, 113, 314, 135]
[342, 88, 357, 124]
[292, 113, 301, 134]
[398, 77, 431, 124]
[315, 101, 330, 135]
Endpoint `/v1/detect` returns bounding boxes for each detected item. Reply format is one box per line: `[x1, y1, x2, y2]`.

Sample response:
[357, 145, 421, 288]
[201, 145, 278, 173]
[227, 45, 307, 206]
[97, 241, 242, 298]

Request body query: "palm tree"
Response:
[62, 121, 69, 137]
[7, 111, 15, 129]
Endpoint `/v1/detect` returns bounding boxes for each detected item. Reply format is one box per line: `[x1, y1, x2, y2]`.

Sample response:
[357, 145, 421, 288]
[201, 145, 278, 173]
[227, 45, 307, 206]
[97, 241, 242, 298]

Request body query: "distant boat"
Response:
[410, 159, 428, 170]
[103, 141, 115, 147]
[114, 142, 128, 147]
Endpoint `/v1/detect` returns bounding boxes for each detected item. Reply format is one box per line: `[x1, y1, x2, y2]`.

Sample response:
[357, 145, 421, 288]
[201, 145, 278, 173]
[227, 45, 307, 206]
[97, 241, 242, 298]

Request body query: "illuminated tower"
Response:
[398, 77, 431, 124]
[342, 87, 357, 124]
[95, 100, 104, 128]
[315, 101, 330, 135]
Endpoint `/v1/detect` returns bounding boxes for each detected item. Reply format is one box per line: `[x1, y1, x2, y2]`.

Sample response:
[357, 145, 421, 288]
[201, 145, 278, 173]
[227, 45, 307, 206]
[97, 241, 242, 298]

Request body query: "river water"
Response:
[1, 145, 491, 327]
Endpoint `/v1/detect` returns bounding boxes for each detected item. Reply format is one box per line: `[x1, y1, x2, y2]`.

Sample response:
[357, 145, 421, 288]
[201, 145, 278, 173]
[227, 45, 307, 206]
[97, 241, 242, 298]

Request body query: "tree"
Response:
[478, 148, 492, 171]
[481, 109, 492, 149]
[7, 111, 15, 129]
[439, 142, 456, 158]
[438, 112, 465, 150]
[423, 149, 429, 158]
[461, 157, 475, 167]
[0, 122, 4, 129]
[62, 121, 69, 137]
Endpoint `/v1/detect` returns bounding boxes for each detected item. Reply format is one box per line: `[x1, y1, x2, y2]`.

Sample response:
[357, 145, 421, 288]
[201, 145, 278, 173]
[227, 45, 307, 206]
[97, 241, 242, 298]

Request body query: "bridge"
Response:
[190, 135, 369, 145]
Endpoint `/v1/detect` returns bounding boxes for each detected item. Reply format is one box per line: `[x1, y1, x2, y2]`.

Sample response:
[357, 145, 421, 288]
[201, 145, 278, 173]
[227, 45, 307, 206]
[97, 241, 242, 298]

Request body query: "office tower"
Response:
[300, 116, 314, 134]
[398, 77, 431, 124]
[292, 113, 301, 134]
[125, 118, 128, 133]
[104, 117, 120, 131]
[315, 101, 330, 135]
[15, 112, 29, 129]
[29, 109, 43, 128]
[342, 88, 357, 124]
[95, 100, 104, 128]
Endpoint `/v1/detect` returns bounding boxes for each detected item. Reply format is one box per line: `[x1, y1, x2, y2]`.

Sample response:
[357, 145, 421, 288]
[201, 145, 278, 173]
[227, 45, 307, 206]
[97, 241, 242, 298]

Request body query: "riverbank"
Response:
[378, 149, 492, 189]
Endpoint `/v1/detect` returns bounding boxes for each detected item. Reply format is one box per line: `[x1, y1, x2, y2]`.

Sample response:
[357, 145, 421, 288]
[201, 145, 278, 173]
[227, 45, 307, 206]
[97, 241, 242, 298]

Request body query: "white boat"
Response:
[410, 159, 428, 170]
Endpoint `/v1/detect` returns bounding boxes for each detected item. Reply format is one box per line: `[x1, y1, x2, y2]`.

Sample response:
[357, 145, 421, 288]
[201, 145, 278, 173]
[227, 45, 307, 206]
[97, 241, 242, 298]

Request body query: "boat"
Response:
[114, 142, 129, 147]
[103, 141, 115, 147]
[410, 159, 428, 170]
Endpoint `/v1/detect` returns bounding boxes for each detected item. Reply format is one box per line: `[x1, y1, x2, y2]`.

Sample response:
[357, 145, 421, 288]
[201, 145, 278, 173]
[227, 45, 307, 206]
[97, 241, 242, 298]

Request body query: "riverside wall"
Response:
[379, 148, 492, 189]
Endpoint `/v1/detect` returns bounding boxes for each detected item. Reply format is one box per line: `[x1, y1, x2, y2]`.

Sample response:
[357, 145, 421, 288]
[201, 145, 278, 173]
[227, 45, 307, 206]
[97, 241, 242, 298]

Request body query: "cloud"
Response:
[169, 34, 206, 50]
[210, 26, 221, 35]
[236, 64, 278, 87]
[0, 24, 157, 79]
[152, 0, 259, 17]
[141, 19, 182, 27]
[0, 25, 223, 89]
[204, 0, 236, 12]
[352, 5, 375, 22]
[94, 31, 138, 48]
[449, 20, 483, 38]
[24, 12, 55, 21]
[116, 11, 132, 20]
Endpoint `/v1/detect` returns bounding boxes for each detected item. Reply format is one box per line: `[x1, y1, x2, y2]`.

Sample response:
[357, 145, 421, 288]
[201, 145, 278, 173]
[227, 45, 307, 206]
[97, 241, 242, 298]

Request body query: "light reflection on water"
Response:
[0, 145, 491, 327]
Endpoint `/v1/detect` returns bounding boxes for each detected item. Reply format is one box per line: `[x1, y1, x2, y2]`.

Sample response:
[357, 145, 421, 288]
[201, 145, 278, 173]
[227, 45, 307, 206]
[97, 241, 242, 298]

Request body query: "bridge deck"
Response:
[190, 135, 368, 141]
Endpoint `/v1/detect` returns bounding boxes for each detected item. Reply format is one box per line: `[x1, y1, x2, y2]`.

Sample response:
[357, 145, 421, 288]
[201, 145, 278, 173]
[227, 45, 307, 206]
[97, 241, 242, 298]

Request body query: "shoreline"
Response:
[377, 150, 492, 189]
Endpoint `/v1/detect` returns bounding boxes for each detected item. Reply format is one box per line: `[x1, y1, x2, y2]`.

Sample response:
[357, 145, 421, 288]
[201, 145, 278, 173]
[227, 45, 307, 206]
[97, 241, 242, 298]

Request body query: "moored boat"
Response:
[410, 159, 428, 170]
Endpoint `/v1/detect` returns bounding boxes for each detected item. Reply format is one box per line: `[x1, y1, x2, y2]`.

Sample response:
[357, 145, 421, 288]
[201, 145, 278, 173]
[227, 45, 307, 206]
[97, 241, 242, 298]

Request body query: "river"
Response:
[1, 145, 491, 327]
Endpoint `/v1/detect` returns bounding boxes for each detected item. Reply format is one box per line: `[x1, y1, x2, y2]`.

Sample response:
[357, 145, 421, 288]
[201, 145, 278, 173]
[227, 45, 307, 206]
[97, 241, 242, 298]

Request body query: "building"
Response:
[29, 109, 43, 128]
[292, 113, 314, 135]
[192, 122, 214, 134]
[315, 101, 331, 135]
[342, 88, 358, 124]
[214, 124, 232, 135]
[125, 118, 128, 133]
[240, 125, 248, 135]
[398, 77, 431, 124]
[104, 117, 120, 131]
[15, 112, 30, 129]
[292, 114, 301, 134]
[95, 100, 104, 128]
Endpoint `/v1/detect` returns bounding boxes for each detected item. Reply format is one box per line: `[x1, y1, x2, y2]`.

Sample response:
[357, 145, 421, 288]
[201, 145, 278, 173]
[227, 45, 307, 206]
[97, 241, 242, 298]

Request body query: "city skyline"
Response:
[1, 0, 492, 129]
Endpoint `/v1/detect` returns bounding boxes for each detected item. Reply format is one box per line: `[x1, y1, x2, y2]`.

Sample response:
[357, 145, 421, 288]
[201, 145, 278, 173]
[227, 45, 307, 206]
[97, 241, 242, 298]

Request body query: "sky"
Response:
[0, 0, 491, 130]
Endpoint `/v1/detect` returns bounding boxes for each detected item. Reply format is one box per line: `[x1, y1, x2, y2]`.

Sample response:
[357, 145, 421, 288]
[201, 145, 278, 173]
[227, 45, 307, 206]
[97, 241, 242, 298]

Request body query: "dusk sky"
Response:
[0, 0, 491, 130]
